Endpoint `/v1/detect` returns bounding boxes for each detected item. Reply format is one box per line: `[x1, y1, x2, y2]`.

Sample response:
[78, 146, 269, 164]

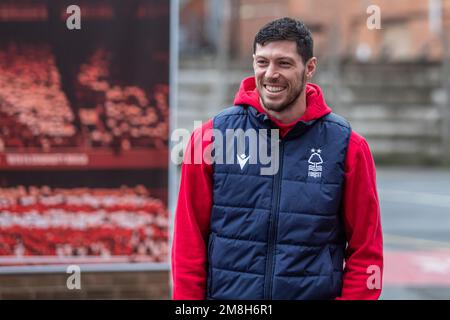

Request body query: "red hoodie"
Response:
[171, 76, 383, 300]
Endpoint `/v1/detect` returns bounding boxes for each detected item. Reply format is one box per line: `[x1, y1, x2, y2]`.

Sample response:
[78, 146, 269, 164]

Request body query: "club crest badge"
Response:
[308, 148, 323, 179]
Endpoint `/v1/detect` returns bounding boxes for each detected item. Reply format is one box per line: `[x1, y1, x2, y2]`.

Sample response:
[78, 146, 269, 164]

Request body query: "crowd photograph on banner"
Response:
[0, 0, 170, 299]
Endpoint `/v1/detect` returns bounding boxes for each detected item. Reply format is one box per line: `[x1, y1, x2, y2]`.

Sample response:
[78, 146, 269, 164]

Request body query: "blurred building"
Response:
[181, 0, 450, 63]
[178, 0, 450, 166]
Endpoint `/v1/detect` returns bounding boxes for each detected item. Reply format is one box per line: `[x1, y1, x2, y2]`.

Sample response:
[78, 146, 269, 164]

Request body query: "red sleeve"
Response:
[171, 119, 214, 300]
[336, 131, 384, 300]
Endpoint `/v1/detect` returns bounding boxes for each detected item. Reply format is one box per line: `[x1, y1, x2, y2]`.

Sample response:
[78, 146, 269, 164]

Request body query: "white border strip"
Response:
[0, 263, 170, 274]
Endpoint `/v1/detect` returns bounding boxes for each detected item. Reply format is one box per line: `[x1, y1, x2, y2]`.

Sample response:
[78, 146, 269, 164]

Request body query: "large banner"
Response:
[0, 0, 170, 268]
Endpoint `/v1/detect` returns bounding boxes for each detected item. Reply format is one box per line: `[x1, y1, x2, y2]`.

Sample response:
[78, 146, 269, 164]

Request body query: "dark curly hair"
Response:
[253, 17, 314, 64]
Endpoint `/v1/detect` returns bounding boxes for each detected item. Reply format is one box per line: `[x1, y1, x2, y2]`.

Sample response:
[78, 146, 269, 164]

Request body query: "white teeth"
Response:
[265, 85, 285, 93]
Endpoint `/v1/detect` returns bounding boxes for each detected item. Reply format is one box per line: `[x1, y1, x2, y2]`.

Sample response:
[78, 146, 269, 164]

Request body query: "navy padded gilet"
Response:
[207, 105, 352, 300]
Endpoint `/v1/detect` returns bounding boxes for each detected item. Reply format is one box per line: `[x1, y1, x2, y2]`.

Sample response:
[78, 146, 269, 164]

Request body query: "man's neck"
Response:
[260, 90, 307, 124]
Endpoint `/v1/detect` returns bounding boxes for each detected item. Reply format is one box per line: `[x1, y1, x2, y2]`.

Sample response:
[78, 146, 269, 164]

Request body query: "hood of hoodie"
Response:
[233, 76, 332, 131]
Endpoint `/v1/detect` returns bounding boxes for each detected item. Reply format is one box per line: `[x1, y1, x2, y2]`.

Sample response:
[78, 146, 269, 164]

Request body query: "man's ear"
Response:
[305, 57, 317, 80]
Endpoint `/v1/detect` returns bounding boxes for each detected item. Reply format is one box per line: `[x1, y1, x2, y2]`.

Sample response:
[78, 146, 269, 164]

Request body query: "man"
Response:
[172, 17, 383, 300]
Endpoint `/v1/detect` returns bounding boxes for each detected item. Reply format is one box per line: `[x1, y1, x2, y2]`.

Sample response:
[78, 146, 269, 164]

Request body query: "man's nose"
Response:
[265, 63, 280, 80]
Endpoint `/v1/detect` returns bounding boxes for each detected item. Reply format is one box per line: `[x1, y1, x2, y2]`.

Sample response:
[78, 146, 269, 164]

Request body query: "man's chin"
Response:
[261, 99, 288, 112]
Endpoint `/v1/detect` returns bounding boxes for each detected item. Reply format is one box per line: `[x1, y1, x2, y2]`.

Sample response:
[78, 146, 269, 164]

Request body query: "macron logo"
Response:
[237, 153, 250, 170]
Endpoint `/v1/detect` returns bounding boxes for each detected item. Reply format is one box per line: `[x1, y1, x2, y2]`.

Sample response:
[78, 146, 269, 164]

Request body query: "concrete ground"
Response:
[377, 167, 450, 300]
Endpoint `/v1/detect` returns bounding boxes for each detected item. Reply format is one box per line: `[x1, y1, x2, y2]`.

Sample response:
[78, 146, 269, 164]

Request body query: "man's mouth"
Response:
[263, 84, 287, 94]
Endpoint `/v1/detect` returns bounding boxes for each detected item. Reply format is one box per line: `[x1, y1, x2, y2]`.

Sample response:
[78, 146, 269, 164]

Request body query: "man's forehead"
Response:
[254, 40, 300, 59]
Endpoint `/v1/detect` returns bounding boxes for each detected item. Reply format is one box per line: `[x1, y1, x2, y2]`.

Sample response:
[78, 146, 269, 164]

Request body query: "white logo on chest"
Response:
[308, 148, 323, 178]
[237, 153, 250, 170]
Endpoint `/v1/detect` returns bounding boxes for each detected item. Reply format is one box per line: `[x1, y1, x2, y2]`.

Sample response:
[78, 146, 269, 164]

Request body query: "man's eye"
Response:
[257, 60, 267, 65]
[280, 61, 291, 66]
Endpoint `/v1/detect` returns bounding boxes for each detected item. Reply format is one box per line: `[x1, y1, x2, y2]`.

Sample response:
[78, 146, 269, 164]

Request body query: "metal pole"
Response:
[432, 0, 450, 162]
[442, 24, 450, 163]
[168, 0, 180, 294]
[327, 1, 343, 113]
[215, 0, 231, 109]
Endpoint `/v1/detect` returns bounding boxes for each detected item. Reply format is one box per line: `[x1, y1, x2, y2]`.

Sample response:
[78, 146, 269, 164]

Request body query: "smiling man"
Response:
[172, 17, 383, 300]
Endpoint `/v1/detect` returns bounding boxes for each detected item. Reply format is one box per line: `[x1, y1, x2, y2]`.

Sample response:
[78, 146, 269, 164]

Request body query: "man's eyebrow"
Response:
[254, 55, 296, 62]
[277, 56, 296, 62]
